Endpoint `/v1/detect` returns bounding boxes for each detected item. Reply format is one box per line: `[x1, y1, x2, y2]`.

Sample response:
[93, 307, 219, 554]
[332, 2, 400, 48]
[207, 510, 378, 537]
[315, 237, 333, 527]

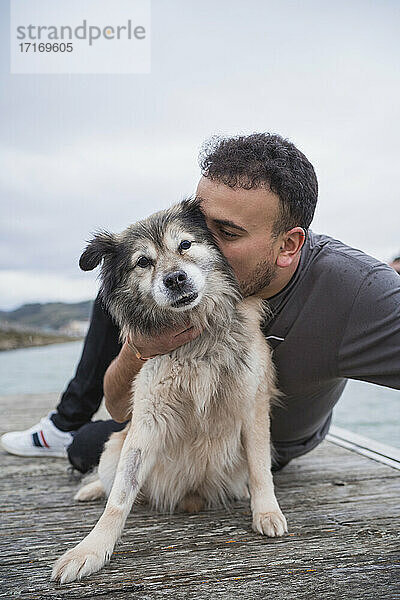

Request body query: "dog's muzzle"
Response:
[163, 270, 199, 307]
[163, 270, 188, 291]
[171, 292, 199, 307]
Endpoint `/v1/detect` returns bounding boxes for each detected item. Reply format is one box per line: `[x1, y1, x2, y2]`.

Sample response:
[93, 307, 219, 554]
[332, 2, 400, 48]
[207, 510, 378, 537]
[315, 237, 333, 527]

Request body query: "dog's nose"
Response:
[163, 270, 188, 290]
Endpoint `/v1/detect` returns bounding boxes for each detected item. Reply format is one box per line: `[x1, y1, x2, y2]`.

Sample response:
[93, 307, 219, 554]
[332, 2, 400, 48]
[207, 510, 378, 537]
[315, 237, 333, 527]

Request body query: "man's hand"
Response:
[103, 323, 202, 422]
[129, 323, 202, 359]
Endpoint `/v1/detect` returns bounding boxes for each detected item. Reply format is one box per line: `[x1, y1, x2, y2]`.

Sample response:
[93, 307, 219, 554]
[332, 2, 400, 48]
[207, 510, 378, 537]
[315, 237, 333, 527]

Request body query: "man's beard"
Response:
[239, 259, 277, 297]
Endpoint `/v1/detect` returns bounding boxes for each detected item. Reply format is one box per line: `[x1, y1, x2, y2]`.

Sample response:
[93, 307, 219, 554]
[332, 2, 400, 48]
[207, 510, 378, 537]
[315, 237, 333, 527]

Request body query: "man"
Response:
[2, 133, 399, 472]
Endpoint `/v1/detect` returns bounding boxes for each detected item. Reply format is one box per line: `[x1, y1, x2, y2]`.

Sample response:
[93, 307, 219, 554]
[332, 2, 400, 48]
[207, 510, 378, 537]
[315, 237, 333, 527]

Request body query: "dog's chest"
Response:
[133, 345, 259, 509]
[135, 354, 249, 438]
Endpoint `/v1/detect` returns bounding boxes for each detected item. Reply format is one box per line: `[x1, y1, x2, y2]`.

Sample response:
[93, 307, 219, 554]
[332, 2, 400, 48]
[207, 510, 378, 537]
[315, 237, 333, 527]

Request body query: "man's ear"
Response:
[276, 227, 306, 268]
[79, 231, 119, 271]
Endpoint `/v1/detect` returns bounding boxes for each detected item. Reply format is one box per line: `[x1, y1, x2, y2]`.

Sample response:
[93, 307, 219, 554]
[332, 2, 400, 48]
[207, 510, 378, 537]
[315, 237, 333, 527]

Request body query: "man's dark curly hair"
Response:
[199, 133, 318, 235]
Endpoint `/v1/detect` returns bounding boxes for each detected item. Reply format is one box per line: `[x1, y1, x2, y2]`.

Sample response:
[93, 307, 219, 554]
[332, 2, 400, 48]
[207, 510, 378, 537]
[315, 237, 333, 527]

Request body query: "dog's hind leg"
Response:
[74, 427, 129, 502]
[74, 479, 105, 502]
[97, 427, 129, 496]
[52, 416, 159, 584]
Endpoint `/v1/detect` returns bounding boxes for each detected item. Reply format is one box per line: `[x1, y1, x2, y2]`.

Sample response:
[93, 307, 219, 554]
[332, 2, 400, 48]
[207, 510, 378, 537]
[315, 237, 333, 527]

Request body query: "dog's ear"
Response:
[79, 231, 119, 271]
[179, 196, 207, 228]
[179, 196, 219, 245]
[180, 196, 202, 217]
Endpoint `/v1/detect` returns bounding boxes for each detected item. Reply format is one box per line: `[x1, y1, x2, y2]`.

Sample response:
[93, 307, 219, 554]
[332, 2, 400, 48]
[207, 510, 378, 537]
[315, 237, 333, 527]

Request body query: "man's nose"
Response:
[163, 270, 188, 290]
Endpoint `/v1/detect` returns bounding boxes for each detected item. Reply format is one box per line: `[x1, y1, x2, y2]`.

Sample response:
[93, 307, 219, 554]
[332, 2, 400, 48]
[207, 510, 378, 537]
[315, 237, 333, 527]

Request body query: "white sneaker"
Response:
[1, 412, 75, 458]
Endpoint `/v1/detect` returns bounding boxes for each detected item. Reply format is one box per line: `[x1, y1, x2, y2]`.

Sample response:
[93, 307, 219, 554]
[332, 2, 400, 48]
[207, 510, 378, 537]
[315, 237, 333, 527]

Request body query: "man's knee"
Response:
[67, 419, 128, 473]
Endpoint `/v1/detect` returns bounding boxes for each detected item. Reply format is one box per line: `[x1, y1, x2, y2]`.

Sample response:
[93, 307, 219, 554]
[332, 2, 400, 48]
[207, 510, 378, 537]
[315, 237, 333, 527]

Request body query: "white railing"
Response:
[327, 425, 400, 470]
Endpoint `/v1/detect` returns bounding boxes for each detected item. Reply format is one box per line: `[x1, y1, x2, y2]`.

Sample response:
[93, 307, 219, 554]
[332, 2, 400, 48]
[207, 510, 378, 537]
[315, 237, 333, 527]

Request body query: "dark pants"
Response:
[52, 294, 122, 433]
[53, 294, 290, 474]
[50, 295, 127, 473]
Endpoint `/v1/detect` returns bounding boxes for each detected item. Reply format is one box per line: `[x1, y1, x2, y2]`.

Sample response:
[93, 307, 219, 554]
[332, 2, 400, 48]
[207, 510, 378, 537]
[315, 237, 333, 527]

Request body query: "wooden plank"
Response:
[0, 394, 399, 600]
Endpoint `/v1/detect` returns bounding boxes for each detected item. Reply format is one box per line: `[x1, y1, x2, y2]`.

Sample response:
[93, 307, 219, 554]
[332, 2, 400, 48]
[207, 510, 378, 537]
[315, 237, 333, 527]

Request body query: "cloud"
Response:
[0, 136, 202, 275]
[0, 270, 98, 311]
[0, 137, 201, 216]
[1, 0, 399, 308]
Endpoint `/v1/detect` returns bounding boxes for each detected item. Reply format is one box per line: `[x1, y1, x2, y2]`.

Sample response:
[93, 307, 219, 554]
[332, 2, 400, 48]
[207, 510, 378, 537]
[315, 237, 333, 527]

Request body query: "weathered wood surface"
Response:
[0, 393, 399, 599]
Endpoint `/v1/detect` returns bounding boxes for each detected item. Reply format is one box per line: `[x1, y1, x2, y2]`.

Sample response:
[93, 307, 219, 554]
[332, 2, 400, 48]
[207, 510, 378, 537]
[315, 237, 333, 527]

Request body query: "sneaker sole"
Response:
[0, 439, 67, 458]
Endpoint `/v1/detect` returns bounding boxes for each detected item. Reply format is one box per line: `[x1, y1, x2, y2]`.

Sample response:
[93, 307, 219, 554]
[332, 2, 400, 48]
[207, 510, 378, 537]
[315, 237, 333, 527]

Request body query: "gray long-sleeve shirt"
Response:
[262, 230, 400, 462]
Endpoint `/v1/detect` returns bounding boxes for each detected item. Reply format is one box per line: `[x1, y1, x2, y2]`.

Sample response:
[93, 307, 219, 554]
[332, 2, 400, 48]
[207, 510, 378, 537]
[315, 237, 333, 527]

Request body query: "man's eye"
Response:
[136, 256, 150, 268]
[179, 240, 192, 251]
[219, 228, 238, 239]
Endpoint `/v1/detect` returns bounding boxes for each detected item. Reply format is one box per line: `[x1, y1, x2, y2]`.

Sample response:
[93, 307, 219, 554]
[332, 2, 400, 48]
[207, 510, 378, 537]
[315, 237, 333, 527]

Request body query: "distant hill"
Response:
[0, 328, 80, 351]
[0, 300, 93, 332]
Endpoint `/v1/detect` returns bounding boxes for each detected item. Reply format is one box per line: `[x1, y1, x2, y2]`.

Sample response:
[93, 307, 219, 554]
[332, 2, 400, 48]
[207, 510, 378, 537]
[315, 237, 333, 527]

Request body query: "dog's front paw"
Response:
[51, 539, 112, 584]
[252, 509, 288, 537]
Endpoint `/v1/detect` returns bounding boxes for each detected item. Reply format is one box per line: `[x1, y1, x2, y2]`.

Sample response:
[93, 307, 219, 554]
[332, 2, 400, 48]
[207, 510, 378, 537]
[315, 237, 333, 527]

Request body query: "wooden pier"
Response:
[1, 393, 399, 599]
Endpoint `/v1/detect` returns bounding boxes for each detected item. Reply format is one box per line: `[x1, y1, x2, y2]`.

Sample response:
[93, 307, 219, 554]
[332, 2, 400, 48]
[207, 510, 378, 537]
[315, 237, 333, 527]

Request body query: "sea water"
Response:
[0, 341, 398, 448]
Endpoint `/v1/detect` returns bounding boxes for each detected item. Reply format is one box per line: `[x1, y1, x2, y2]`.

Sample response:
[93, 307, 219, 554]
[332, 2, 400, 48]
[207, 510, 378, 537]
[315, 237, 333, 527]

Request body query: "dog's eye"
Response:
[179, 240, 191, 252]
[137, 256, 150, 268]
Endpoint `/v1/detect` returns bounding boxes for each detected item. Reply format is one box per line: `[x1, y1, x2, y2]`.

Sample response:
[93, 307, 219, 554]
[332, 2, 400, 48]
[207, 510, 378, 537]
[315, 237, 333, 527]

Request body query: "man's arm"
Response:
[338, 263, 400, 389]
[104, 325, 202, 422]
[103, 342, 143, 422]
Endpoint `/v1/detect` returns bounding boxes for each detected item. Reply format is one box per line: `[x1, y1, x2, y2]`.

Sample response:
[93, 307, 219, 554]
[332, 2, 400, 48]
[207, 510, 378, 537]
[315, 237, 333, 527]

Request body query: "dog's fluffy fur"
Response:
[52, 199, 287, 583]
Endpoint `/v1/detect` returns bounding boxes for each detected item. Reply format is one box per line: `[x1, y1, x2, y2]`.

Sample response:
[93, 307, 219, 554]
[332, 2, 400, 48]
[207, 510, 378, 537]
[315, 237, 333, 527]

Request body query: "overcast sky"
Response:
[1, 0, 399, 310]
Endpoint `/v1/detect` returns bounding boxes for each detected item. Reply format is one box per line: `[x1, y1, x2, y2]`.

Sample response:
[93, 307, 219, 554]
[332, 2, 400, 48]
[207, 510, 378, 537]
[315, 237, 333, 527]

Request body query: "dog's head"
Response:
[79, 199, 241, 336]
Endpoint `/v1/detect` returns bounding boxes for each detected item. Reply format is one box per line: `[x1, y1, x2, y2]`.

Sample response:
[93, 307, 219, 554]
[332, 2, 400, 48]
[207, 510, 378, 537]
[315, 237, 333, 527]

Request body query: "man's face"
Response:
[196, 177, 282, 296]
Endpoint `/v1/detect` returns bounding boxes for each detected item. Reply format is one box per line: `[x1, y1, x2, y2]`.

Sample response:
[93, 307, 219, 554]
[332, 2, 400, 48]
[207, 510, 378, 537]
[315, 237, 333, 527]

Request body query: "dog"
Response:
[51, 198, 287, 583]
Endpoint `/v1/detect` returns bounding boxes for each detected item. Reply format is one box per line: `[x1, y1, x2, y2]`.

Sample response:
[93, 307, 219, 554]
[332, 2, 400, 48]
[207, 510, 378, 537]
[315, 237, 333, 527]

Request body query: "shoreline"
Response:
[0, 330, 82, 352]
